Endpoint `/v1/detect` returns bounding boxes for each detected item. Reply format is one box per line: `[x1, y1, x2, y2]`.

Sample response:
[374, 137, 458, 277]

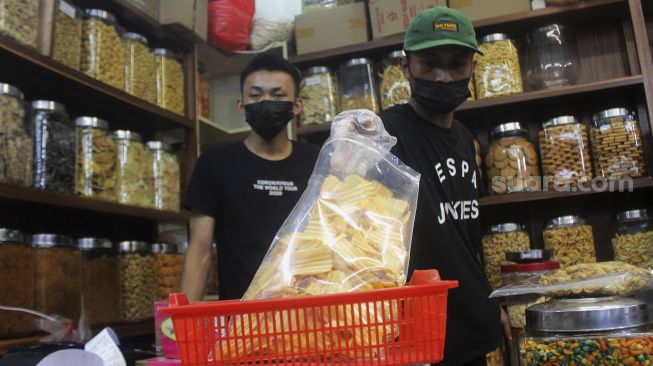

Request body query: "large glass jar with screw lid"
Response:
[119, 241, 156, 321]
[113, 130, 151, 207]
[338, 58, 379, 113]
[76, 116, 116, 201]
[299, 66, 338, 126]
[0, 228, 34, 337]
[0, 83, 32, 187]
[78, 237, 120, 324]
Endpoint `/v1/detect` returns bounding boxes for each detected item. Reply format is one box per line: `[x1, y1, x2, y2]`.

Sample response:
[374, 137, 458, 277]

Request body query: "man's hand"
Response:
[500, 306, 512, 346]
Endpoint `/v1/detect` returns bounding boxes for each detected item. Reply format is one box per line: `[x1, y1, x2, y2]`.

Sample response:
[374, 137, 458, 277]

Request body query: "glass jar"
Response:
[114, 130, 151, 207]
[151, 243, 183, 300]
[0, 229, 34, 337]
[119, 241, 156, 321]
[78, 237, 120, 325]
[538, 116, 592, 189]
[124, 32, 156, 104]
[0, 83, 32, 187]
[31, 100, 75, 194]
[543, 215, 596, 268]
[0, 0, 38, 48]
[590, 108, 646, 179]
[518, 297, 653, 366]
[482, 223, 531, 289]
[81, 9, 125, 90]
[147, 141, 180, 212]
[299, 66, 338, 126]
[32, 234, 81, 322]
[155, 48, 185, 116]
[338, 58, 379, 113]
[474, 34, 523, 99]
[52, 1, 82, 71]
[525, 24, 579, 90]
[171, 142, 187, 196]
[485, 122, 540, 195]
[612, 209, 653, 269]
[379, 51, 410, 110]
[75, 117, 116, 201]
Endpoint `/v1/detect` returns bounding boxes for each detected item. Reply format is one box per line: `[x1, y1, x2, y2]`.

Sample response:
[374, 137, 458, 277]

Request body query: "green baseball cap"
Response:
[404, 6, 482, 54]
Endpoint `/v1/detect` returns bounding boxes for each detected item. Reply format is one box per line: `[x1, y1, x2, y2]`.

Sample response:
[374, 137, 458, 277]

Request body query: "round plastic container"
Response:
[474, 34, 523, 99]
[0, 229, 34, 337]
[543, 215, 596, 268]
[612, 209, 653, 268]
[119, 241, 156, 321]
[0, 83, 32, 187]
[338, 58, 379, 113]
[81, 9, 125, 90]
[75, 116, 116, 201]
[299, 66, 338, 126]
[147, 141, 180, 212]
[78, 237, 120, 324]
[155, 48, 185, 115]
[151, 243, 183, 300]
[379, 51, 410, 110]
[113, 130, 151, 207]
[481, 223, 531, 289]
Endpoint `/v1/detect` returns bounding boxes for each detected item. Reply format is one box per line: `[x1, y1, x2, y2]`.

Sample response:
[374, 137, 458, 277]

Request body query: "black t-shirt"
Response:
[183, 141, 320, 300]
[379, 104, 501, 366]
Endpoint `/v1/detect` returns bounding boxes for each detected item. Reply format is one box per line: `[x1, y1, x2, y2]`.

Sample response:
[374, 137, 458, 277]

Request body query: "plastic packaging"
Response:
[119, 241, 157, 321]
[78, 238, 120, 325]
[114, 130, 151, 207]
[474, 34, 523, 99]
[525, 24, 579, 89]
[612, 209, 653, 269]
[0, 229, 34, 337]
[379, 51, 410, 110]
[543, 215, 596, 268]
[207, 0, 254, 51]
[31, 100, 75, 194]
[0, 0, 38, 48]
[338, 58, 380, 113]
[0, 83, 32, 187]
[124, 32, 156, 104]
[75, 117, 116, 201]
[250, 0, 300, 50]
[482, 223, 531, 289]
[303, 0, 361, 11]
[299, 66, 338, 126]
[155, 48, 185, 115]
[81, 9, 125, 90]
[151, 243, 183, 300]
[147, 141, 180, 212]
[53, 1, 82, 70]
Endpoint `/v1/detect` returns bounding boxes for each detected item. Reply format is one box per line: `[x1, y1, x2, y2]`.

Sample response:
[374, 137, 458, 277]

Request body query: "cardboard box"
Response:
[295, 3, 369, 55]
[369, 0, 447, 40]
[159, 0, 208, 41]
[447, 0, 531, 21]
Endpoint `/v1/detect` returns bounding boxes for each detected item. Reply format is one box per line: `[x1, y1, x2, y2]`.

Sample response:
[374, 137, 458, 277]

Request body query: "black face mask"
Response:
[244, 100, 295, 141]
[411, 76, 471, 114]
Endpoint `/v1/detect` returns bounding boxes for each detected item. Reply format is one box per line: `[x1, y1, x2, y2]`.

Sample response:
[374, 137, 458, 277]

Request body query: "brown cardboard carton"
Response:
[369, 0, 447, 40]
[447, 0, 531, 21]
[295, 3, 369, 55]
[159, 0, 208, 41]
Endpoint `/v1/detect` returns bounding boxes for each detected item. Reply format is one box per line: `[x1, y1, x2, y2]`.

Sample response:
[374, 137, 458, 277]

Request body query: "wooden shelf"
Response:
[0, 184, 188, 223]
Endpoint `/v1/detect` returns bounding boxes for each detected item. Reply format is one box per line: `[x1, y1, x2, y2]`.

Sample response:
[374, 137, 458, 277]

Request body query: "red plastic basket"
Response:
[163, 270, 458, 366]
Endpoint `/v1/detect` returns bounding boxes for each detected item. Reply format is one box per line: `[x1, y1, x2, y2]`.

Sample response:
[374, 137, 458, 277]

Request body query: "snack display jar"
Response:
[52, 1, 82, 70]
[81, 9, 125, 90]
[75, 116, 116, 201]
[114, 130, 151, 207]
[338, 58, 379, 113]
[147, 141, 180, 212]
[612, 209, 653, 269]
[78, 237, 120, 324]
[0, 83, 32, 187]
[299, 66, 338, 126]
[0, 0, 39, 48]
[481, 223, 531, 289]
[379, 51, 410, 110]
[543, 215, 596, 268]
[525, 24, 579, 90]
[119, 241, 157, 321]
[155, 48, 185, 115]
[151, 243, 183, 300]
[0, 229, 34, 337]
[474, 33, 523, 99]
[124, 32, 157, 104]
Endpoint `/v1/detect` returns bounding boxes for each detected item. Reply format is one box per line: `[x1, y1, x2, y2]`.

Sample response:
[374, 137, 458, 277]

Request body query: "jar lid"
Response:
[118, 241, 150, 253]
[154, 48, 175, 58]
[343, 58, 372, 67]
[526, 297, 650, 333]
[151, 243, 178, 254]
[489, 122, 527, 139]
[592, 108, 632, 122]
[31, 234, 74, 248]
[0, 83, 24, 100]
[501, 260, 559, 274]
[146, 141, 172, 152]
[480, 33, 510, 43]
[488, 222, 524, 234]
[616, 209, 650, 222]
[77, 237, 113, 250]
[84, 9, 117, 23]
[542, 115, 579, 129]
[385, 50, 405, 59]
[0, 228, 24, 244]
[31, 100, 67, 114]
[546, 215, 585, 229]
[306, 66, 331, 75]
[113, 130, 142, 142]
[75, 116, 109, 130]
[505, 249, 553, 262]
[123, 32, 148, 45]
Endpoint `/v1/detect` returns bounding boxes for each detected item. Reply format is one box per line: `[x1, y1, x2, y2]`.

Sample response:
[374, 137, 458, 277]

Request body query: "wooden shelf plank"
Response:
[0, 184, 188, 223]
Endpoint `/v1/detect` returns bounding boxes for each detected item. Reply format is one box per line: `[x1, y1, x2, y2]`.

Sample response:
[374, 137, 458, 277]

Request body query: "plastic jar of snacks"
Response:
[75, 117, 116, 201]
[485, 122, 540, 194]
[482, 223, 531, 289]
[612, 209, 653, 269]
[114, 130, 151, 207]
[0, 0, 39, 48]
[338, 58, 379, 113]
[147, 141, 180, 212]
[32, 234, 81, 322]
[124, 32, 156, 104]
[538, 115, 592, 189]
[119, 241, 157, 321]
[155, 48, 185, 115]
[31, 100, 75, 194]
[81, 9, 125, 90]
[151, 243, 183, 300]
[52, 1, 82, 70]
[0, 83, 32, 187]
[379, 51, 410, 110]
[543, 215, 596, 268]
[299, 66, 338, 126]
[474, 33, 523, 99]
[0, 229, 34, 337]
[78, 237, 120, 325]
[590, 108, 646, 179]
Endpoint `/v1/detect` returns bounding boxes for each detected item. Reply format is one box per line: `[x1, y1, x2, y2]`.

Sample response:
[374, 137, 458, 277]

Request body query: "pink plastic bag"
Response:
[208, 0, 255, 51]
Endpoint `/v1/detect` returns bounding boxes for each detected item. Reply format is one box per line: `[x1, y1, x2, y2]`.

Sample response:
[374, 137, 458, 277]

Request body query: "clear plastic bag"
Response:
[490, 261, 653, 298]
[250, 0, 300, 50]
[223, 110, 420, 360]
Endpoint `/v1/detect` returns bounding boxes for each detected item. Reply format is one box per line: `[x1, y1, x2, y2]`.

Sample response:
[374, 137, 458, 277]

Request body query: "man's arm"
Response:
[180, 212, 216, 301]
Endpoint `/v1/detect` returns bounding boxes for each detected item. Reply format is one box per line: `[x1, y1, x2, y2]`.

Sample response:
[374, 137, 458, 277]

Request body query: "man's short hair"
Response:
[239, 54, 302, 98]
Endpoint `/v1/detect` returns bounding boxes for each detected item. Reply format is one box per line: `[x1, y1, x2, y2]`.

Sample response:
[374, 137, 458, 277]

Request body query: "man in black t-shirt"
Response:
[181, 54, 319, 301]
[378, 7, 510, 366]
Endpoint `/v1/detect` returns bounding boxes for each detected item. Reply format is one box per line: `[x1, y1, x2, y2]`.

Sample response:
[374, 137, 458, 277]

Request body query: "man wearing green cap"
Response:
[378, 6, 510, 366]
